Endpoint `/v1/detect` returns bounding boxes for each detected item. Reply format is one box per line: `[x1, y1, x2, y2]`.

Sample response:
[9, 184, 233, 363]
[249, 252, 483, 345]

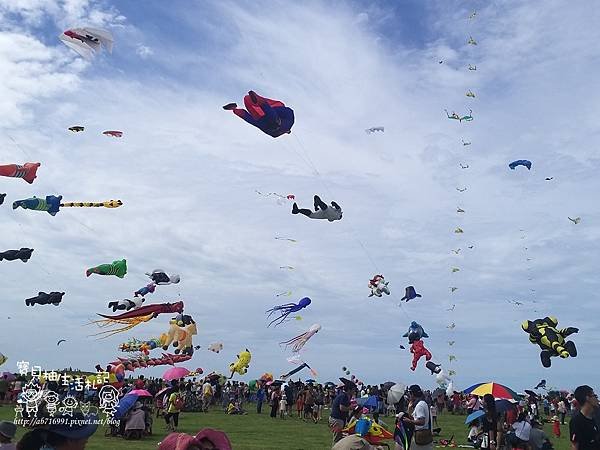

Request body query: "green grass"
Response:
[0, 405, 573, 450]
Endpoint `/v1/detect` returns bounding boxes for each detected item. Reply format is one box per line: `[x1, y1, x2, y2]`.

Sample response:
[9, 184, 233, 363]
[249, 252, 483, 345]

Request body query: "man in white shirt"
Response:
[402, 385, 433, 450]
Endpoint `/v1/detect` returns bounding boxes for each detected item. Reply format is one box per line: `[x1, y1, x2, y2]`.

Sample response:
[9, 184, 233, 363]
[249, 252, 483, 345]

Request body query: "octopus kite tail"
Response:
[89, 314, 154, 339]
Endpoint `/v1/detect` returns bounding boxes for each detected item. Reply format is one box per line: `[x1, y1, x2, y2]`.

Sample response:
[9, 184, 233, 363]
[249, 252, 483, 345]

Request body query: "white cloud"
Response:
[135, 44, 153, 59]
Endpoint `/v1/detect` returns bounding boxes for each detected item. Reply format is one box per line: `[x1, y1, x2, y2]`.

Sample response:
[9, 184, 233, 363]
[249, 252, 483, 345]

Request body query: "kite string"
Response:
[289, 133, 411, 320]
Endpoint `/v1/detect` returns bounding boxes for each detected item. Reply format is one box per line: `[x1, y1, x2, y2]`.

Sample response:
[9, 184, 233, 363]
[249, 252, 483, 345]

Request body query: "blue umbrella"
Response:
[465, 409, 486, 424]
[114, 393, 138, 420]
[495, 399, 517, 413]
[355, 395, 379, 411]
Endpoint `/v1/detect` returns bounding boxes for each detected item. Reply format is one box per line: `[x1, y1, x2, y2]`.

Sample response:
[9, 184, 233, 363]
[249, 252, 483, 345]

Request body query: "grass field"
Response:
[0, 404, 573, 450]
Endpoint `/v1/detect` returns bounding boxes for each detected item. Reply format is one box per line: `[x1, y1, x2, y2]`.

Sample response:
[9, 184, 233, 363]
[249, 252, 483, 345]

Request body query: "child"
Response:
[552, 415, 561, 438]
[468, 420, 481, 443]
[430, 403, 438, 427]
[279, 395, 287, 419]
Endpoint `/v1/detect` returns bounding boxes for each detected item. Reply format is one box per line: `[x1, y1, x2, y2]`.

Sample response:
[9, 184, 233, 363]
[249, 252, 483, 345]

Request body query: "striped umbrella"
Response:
[463, 382, 519, 400]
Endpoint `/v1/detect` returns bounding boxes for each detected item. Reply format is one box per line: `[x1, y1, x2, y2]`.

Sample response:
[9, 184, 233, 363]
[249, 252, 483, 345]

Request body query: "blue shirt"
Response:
[331, 392, 350, 420]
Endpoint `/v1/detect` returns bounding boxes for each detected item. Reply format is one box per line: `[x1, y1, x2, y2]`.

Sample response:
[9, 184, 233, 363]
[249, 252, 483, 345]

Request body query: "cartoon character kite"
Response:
[229, 349, 251, 378]
[292, 195, 342, 222]
[25, 292, 65, 306]
[400, 286, 421, 302]
[0, 248, 34, 263]
[522, 316, 578, 367]
[146, 270, 180, 285]
[368, 275, 390, 298]
[86, 259, 127, 278]
[0, 163, 40, 184]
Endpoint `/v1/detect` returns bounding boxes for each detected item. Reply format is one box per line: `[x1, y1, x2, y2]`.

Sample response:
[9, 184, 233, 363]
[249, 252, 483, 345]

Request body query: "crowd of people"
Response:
[0, 371, 599, 450]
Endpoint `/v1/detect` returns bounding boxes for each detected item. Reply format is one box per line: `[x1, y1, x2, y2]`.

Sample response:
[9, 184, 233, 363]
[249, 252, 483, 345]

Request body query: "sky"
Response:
[1, 0, 599, 392]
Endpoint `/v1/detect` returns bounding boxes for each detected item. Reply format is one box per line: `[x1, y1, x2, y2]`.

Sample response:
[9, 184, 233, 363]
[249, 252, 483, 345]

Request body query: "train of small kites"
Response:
[0, 16, 582, 390]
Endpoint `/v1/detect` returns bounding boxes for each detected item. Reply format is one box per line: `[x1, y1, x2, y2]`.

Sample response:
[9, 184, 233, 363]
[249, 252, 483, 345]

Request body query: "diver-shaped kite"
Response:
[468, 36, 477, 45]
[146, 270, 180, 285]
[0, 248, 34, 262]
[266, 297, 311, 327]
[223, 90, 294, 138]
[454, 227, 464, 234]
[452, 249, 461, 254]
[468, 64, 477, 71]
[400, 286, 422, 302]
[451, 267, 460, 273]
[0, 162, 40, 184]
[522, 316, 578, 367]
[460, 164, 470, 169]
[457, 207, 465, 213]
[292, 195, 342, 222]
[466, 90, 475, 98]
[134, 283, 156, 297]
[86, 259, 127, 278]
[108, 298, 145, 312]
[445, 109, 473, 122]
[69, 126, 84, 132]
[25, 292, 64, 306]
[13, 195, 122, 216]
[368, 275, 390, 297]
[568, 217, 581, 224]
[462, 140, 471, 146]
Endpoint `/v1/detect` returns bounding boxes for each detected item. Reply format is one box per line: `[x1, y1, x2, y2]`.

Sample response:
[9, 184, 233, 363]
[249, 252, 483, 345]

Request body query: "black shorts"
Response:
[304, 404, 314, 413]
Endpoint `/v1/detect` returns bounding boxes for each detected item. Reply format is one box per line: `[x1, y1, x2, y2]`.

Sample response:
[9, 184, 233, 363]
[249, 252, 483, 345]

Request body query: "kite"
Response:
[69, 126, 84, 132]
[509, 160, 532, 170]
[365, 127, 384, 134]
[403, 321, 429, 344]
[56, 339, 66, 346]
[449, 355, 457, 362]
[456, 187, 467, 192]
[280, 362, 317, 380]
[426, 361, 442, 375]
[447, 323, 456, 329]
[448, 341, 455, 346]
[409, 339, 432, 371]
[460, 164, 470, 169]
[454, 227, 464, 234]
[452, 249, 461, 254]
[90, 314, 155, 338]
[229, 349, 251, 378]
[457, 207, 465, 213]
[134, 283, 156, 297]
[161, 314, 199, 355]
[468, 36, 477, 45]
[279, 266, 295, 270]
[450, 287, 458, 292]
[255, 191, 295, 206]
[108, 298, 145, 312]
[266, 297, 311, 327]
[507, 299, 523, 306]
[0, 248, 34, 263]
[86, 259, 127, 278]
[469, 11, 477, 19]
[103, 130, 123, 138]
[534, 379, 547, 390]
[447, 305, 456, 312]
[25, 292, 64, 306]
[0, 353, 6, 367]
[568, 217, 581, 224]
[279, 323, 321, 353]
[13, 195, 122, 216]
[223, 90, 294, 138]
[522, 316, 578, 367]
[146, 270, 180, 285]
[275, 237, 297, 242]
[445, 109, 473, 122]
[545, 177, 554, 181]
[97, 301, 184, 321]
[119, 337, 162, 354]
[0, 162, 40, 184]
[466, 90, 475, 98]
[468, 64, 477, 71]
[108, 353, 191, 372]
[276, 291, 292, 297]
[368, 275, 390, 298]
[451, 267, 460, 273]
[0, 193, 5, 205]
[59, 27, 113, 60]
[343, 418, 394, 446]
[400, 286, 421, 302]
[468, 245, 474, 249]
[292, 195, 342, 222]
[208, 343, 223, 353]
[462, 140, 471, 146]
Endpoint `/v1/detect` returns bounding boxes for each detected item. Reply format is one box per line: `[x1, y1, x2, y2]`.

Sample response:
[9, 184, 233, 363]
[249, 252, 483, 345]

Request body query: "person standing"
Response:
[402, 385, 433, 450]
[256, 384, 265, 414]
[559, 399, 568, 425]
[202, 380, 213, 413]
[569, 385, 600, 450]
[329, 383, 355, 444]
[270, 387, 280, 418]
[165, 385, 184, 432]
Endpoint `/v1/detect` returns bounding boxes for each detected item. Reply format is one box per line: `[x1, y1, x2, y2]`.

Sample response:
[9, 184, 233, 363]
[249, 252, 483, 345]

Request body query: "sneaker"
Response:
[292, 203, 299, 214]
[248, 91, 258, 104]
[222, 103, 237, 110]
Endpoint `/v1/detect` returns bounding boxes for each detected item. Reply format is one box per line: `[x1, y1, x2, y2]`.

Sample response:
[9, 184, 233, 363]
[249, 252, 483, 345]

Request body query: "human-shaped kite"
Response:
[135, 283, 156, 297]
[368, 275, 390, 297]
[400, 286, 422, 302]
[146, 270, 180, 285]
[25, 292, 65, 306]
[292, 195, 342, 222]
[266, 297, 311, 327]
[0, 248, 34, 262]
[108, 297, 145, 312]
[86, 259, 127, 278]
[223, 90, 294, 138]
[279, 323, 321, 353]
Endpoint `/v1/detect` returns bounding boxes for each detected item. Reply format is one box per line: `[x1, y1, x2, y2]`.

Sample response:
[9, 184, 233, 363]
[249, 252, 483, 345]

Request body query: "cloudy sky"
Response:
[1, 0, 599, 392]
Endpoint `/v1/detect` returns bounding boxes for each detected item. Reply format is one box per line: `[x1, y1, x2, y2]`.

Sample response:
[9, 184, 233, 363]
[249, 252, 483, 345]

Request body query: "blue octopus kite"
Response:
[266, 297, 311, 327]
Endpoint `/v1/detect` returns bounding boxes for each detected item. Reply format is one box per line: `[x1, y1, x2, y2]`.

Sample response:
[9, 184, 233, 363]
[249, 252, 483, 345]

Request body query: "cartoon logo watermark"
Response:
[11, 361, 121, 427]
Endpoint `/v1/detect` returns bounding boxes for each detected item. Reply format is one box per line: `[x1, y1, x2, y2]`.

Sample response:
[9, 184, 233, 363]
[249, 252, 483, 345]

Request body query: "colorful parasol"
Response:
[163, 366, 190, 381]
[463, 382, 519, 400]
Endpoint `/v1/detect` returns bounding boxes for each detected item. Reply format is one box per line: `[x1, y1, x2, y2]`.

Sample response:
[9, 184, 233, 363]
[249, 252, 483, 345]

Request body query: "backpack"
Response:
[173, 394, 185, 410]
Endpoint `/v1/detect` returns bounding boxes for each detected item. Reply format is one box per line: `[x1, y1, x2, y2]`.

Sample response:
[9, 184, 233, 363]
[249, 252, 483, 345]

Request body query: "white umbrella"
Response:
[387, 383, 406, 404]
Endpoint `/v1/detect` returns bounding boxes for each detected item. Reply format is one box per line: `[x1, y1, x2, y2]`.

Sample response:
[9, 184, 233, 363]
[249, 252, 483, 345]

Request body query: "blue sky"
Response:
[1, 0, 599, 393]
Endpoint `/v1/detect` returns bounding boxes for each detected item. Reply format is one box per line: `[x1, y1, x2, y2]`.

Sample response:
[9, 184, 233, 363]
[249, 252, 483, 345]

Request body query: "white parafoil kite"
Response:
[59, 27, 113, 60]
